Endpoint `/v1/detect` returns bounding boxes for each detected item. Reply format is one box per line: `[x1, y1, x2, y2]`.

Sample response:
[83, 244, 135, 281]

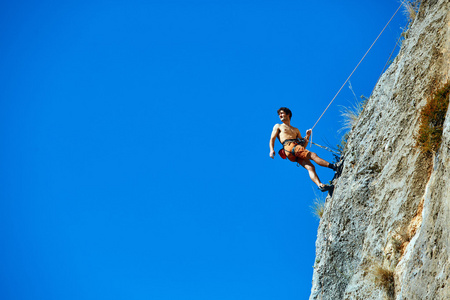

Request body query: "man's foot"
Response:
[328, 163, 338, 172]
[319, 184, 333, 192]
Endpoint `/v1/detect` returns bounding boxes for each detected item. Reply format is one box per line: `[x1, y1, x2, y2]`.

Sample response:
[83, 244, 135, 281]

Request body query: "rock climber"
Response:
[269, 107, 336, 192]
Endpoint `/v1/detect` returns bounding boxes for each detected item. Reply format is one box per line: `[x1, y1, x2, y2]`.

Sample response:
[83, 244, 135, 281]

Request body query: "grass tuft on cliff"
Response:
[416, 81, 450, 155]
[339, 83, 368, 134]
[391, 227, 411, 254]
[370, 263, 395, 298]
[339, 101, 365, 133]
[402, 0, 420, 23]
[310, 194, 326, 219]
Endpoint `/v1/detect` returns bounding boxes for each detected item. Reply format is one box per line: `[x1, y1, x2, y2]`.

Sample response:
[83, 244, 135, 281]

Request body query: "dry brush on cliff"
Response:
[416, 81, 450, 155]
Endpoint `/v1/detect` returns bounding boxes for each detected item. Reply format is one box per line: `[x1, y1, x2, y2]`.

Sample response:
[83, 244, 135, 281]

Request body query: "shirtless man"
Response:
[269, 107, 336, 192]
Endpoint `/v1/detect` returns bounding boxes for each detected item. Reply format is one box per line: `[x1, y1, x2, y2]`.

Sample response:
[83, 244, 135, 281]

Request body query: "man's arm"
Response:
[304, 129, 312, 148]
[269, 124, 280, 158]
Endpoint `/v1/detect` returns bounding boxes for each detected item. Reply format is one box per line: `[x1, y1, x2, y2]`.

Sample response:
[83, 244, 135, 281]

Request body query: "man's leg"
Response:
[299, 159, 323, 187]
[310, 152, 337, 170]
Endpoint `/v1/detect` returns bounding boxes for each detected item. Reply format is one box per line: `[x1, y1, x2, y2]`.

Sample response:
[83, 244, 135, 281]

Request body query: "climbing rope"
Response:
[311, 141, 340, 155]
[311, 38, 401, 150]
[318, 2, 406, 299]
[311, 0, 406, 132]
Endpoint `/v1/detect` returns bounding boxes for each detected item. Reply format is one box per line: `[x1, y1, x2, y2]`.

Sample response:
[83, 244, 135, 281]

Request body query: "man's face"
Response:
[279, 110, 289, 121]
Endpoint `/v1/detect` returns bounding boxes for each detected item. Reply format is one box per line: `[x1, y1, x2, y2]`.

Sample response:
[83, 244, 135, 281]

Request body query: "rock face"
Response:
[309, 1, 450, 299]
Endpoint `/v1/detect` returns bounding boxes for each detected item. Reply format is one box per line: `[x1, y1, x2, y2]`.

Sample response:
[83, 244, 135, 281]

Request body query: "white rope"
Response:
[311, 0, 406, 131]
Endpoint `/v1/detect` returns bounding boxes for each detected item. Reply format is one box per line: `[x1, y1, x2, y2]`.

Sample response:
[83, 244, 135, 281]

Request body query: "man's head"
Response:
[277, 107, 292, 121]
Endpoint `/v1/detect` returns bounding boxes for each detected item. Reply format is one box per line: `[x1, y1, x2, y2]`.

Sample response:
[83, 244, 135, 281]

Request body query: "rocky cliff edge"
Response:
[310, 0, 450, 299]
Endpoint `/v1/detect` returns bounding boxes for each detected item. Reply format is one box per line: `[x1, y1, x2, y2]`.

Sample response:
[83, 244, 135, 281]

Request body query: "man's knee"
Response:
[303, 162, 315, 171]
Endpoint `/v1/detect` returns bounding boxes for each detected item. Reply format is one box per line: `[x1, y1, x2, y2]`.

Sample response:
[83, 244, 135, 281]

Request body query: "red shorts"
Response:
[284, 141, 311, 163]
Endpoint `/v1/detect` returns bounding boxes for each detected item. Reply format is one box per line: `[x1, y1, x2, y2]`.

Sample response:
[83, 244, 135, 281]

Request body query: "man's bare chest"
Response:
[279, 125, 298, 137]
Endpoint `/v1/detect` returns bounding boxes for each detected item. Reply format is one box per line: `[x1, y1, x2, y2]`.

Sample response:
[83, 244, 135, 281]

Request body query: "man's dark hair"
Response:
[277, 107, 292, 119]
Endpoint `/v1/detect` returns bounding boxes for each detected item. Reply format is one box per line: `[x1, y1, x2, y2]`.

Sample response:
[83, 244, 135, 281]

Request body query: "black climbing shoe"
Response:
[328, 163, 338, 172]
[319, 184, 333, 192]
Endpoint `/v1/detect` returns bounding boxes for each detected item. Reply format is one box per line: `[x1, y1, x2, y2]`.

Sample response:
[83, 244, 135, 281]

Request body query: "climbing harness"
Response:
[279, 138, 308, 166]
[279, 138, 305, 156]
[279, 138, 306, 157]
[282, 138, 306, 147]
[278, 138, 306, 155]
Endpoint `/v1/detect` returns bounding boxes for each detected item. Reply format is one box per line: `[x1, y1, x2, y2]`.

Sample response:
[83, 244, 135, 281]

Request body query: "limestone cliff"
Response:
[310, 0, 450, 299]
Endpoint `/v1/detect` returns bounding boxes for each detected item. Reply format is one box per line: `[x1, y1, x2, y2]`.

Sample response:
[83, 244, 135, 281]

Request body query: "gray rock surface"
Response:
[309, 0, 450, 299]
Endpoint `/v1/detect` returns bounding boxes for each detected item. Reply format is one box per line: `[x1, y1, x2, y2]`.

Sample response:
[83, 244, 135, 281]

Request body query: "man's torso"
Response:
[277, 123, 301, 143]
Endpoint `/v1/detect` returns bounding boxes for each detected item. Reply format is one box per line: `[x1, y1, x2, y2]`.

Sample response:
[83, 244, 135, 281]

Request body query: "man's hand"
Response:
[270, 150, 276, 159]
[306, 129, 312, 137]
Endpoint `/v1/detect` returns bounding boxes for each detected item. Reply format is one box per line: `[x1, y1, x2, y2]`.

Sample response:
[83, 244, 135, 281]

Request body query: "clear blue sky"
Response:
[1, 1, 408, 299]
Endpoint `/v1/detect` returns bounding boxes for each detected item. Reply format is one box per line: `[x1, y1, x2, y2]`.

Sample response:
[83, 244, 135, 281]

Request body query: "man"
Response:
[269, 107, 336, 192]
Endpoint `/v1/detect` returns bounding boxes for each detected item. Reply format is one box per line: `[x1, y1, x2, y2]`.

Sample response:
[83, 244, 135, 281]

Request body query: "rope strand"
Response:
[311, 0, 405, 131]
